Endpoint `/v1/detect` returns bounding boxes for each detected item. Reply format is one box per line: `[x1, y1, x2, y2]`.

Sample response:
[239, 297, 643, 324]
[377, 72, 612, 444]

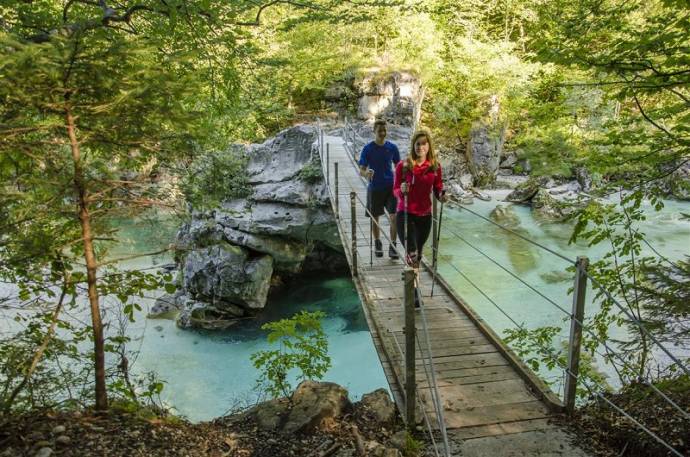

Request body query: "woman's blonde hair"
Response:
[405, 129, 438, 172]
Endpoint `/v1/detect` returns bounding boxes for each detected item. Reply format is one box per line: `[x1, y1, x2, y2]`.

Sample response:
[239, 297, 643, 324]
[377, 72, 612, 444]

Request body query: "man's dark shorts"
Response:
[367, 187, 397, 218]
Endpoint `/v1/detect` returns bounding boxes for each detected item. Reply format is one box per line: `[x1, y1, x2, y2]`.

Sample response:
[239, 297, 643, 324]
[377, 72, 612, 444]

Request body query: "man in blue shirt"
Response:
[358, 119, 400, 259]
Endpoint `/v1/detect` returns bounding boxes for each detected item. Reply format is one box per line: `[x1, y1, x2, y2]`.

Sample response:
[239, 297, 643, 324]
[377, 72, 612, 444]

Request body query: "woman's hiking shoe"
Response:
[388, 244, 399, 259]
[374, 239, 383, 257]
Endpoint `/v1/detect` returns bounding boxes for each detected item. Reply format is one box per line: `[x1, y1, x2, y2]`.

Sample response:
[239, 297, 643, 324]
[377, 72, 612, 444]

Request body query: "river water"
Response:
[433, 190, 690, 394]
[2, 194, 688, 421]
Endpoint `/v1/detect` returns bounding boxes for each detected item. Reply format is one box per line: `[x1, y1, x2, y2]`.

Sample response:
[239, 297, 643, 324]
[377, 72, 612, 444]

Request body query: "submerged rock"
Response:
[489, 205, 520, 227]
[532, 189, 579, 222]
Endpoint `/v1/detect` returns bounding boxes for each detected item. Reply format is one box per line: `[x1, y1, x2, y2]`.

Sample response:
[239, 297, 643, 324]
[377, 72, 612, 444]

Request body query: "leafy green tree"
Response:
[251, 311, 331, 399]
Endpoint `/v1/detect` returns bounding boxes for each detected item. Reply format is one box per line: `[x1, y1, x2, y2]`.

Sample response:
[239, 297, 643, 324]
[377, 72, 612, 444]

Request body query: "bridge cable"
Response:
[328, 122, 689, 448]
[432, 224, 690, 418]
[320, 132, 449, 456]
[445, 197, 575, 265]
[440, 258, 685, 456]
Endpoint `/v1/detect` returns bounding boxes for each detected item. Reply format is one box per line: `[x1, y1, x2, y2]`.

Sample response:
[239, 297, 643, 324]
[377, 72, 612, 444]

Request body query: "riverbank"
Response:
[0, 382, 412, 457]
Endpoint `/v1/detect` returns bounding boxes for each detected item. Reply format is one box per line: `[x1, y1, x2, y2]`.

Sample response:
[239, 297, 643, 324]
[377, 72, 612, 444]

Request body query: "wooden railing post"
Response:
[334, 162, 339, 217]
[326, 143, 330, 186]
[350, 192, 358, 276]
[403, 267, 416, 429]
[565, 256, 589, 414]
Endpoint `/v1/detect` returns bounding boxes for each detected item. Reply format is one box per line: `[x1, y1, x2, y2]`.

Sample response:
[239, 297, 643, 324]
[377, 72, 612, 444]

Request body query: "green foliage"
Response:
[180, 146, 251, 210]
[402, 432, 424, 457]
[297, 160, 324, 184]
[251, 311, 331, 399]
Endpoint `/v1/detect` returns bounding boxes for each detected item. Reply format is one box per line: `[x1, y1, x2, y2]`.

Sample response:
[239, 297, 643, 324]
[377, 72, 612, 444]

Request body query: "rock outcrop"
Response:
[172, 125, 344, 329]
[466, 95, 506, 187]
[355, 70, 423, 127]
[668, 160, 690, 201]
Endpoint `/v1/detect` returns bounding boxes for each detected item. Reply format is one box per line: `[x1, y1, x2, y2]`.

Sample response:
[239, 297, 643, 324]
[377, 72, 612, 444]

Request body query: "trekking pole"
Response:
[430, 197, 444, 298]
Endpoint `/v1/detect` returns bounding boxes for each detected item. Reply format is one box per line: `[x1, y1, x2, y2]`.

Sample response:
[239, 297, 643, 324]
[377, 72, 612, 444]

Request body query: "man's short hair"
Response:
[373, 118, 387, 130]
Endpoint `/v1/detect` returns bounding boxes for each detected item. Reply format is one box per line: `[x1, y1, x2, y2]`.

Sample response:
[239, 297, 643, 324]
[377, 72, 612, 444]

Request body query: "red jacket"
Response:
[393, 160, 444, 216]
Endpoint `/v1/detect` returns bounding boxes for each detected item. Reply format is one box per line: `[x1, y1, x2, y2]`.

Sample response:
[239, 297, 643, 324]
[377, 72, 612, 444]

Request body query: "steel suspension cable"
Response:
[433, 228, 690, 418]
[446, 197, 575, 265]
[439, 255, 685, 456]
[585, 272, 690, 378]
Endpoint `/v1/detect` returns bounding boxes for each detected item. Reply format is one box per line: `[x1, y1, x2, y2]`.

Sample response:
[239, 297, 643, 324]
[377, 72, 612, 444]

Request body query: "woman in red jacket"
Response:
[393, 129, 447, 270]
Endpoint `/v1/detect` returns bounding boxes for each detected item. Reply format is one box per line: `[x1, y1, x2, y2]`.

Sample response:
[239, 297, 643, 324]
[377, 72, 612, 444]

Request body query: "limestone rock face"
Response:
[359, 389, 396, 425]
[355, 71, 423, 127]
[182, 244, 273, 310]
[283, 381, 351, 433]
[465, 95, 506, 186]
[246, 125, 317, 184]
[172, 125, 348, 328]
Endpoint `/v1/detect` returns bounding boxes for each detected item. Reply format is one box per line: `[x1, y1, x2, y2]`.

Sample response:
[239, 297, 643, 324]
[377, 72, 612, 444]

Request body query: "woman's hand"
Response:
[400, 182, 408, 195]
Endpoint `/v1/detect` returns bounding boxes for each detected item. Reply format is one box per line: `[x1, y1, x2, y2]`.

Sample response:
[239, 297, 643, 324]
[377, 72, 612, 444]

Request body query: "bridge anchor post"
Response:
[350, 192, 358, 276]
[402, 267, 416, 429]
[565, 256, 589, 414]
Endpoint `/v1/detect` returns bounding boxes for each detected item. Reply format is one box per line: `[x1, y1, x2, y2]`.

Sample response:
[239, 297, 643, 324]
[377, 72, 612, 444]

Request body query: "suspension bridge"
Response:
[315, 121, 689, 457]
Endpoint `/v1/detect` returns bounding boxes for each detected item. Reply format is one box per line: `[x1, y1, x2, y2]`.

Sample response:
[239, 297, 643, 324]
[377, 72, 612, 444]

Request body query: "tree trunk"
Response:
[66, 107, 108, 411]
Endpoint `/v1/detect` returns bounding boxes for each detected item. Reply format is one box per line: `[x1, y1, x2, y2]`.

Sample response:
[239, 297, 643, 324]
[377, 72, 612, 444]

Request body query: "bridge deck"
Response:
[322, 135, 578, 446]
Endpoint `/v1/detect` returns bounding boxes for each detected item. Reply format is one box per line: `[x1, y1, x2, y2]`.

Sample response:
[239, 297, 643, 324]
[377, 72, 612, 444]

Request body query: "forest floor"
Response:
[569, 377, 690, 456]
[0, 402, 410, 457]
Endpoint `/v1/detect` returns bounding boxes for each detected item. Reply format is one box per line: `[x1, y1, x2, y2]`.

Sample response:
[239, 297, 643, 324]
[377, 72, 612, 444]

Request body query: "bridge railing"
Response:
[316, 120, 451, 457]
[433, 199, 689, 455]
[316, 120, 689, 457]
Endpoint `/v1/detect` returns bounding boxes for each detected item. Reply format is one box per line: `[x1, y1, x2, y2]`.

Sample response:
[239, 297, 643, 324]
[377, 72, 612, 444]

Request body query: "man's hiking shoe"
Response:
[414, 287, 421, 309]
[374, 239, 383, 257]
[389, 244, 399, 259]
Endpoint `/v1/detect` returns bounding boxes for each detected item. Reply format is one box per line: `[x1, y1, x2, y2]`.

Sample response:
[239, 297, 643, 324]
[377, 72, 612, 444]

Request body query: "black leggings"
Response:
[396, 212, 432, 259]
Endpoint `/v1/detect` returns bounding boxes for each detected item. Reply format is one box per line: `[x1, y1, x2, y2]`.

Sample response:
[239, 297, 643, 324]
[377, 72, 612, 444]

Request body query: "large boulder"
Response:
[359, 389, 396, 425]
[172, 125, 350, 328]
[283, 381, 351, 433]
[182, 243, 273, 310]
[531, 189, 573, 221]
[572, 166, 593, 192]
[505, 177, 549, 203]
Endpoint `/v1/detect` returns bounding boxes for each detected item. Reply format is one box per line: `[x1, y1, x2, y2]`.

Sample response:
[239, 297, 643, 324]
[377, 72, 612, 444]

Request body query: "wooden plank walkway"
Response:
[320, 135, 591, 452]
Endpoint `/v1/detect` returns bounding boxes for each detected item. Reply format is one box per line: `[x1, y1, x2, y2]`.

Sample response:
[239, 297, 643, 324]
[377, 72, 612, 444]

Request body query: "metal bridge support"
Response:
[403, 267, 416, 429]
[432, 197, 438, 269]
[565, 256, 589, 414]
[334, 162, 339, 217]
[350, 192, 358, 276]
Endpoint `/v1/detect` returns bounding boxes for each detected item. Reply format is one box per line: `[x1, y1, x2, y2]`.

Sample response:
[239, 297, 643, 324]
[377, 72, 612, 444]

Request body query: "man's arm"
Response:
[358, 147, 374, 180]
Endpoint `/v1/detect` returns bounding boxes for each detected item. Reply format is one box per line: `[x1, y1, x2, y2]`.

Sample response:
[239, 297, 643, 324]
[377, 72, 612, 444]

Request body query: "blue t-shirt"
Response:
[358, 141, 401, 191]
